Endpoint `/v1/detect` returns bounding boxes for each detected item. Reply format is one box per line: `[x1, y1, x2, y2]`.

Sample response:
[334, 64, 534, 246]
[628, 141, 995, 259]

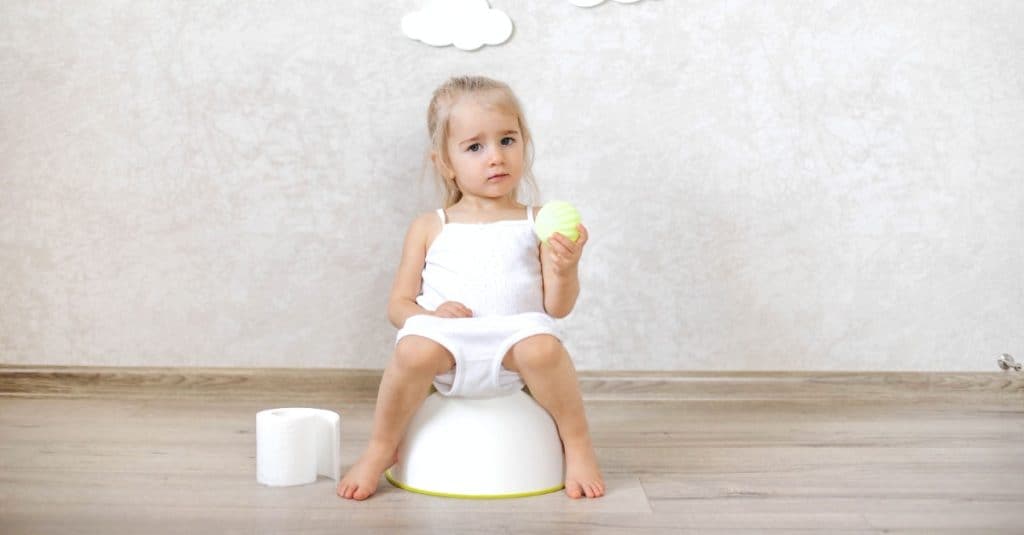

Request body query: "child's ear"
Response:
[431, 152, 452, 180]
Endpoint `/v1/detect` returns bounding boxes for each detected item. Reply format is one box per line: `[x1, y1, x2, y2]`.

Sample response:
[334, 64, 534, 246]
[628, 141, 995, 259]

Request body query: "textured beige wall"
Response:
[2, 1, 1022, 371]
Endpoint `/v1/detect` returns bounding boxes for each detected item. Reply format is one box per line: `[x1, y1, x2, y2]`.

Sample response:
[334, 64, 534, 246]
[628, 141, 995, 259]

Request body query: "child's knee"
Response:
[509, 334, 564, 372]
[394, 336, 455, 374]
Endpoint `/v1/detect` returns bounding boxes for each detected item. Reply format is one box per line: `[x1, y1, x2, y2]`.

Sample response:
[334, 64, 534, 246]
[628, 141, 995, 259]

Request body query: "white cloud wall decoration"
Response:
[569, 0, 642, 6]
[402, 0, 513, 51]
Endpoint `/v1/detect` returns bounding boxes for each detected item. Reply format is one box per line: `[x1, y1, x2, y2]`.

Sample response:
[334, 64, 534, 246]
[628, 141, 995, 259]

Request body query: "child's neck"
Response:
[452, 195, 521, 214]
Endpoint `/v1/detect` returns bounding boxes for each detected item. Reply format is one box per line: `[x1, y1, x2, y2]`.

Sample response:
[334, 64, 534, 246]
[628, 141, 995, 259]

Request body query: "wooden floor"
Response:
[1, 367, 1022, 534]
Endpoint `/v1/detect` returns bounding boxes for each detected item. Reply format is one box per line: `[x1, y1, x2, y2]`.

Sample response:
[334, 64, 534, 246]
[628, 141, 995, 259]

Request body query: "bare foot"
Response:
[563, 439, 605, 499]
[336, 444, 397, 501]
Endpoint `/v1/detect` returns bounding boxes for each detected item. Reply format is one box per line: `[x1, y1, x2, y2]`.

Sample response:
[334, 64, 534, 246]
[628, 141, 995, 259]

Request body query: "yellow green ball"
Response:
[534, 201, 581, 244]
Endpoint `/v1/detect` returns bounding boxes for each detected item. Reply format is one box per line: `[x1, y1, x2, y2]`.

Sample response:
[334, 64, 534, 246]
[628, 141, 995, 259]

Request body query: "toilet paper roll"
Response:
[256, 408, 341, 487]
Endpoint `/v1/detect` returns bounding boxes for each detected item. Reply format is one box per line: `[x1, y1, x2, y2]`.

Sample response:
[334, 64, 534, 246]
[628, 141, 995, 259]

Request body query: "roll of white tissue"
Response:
[256, 408, 341, 487]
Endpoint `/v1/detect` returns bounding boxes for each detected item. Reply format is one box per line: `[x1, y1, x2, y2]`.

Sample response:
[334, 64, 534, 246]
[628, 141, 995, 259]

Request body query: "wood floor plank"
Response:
[0, 471, 651, 514]
[1, 507, 883, 535]
[641, 471, 1024, 501]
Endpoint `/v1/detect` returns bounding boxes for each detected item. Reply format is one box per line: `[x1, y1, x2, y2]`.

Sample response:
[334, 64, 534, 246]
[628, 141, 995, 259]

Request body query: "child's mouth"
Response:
[488, 174, 508, 181]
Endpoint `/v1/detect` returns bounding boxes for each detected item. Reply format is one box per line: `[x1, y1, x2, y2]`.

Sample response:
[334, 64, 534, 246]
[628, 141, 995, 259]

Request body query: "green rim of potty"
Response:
[384, 469, 564, 500]
[533, 201, 581, 244]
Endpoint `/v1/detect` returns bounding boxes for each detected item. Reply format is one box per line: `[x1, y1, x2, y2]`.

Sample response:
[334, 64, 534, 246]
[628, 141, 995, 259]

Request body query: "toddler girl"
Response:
[337, 75, 604, 501]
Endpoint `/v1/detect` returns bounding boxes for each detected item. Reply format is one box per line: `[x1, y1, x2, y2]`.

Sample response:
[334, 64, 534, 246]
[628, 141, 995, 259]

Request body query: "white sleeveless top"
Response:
[416, 206, 545, 317]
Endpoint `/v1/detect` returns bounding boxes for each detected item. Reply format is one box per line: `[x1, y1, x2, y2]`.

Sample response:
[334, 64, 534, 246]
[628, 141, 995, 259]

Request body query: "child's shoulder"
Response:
[408, 209, 443, 237]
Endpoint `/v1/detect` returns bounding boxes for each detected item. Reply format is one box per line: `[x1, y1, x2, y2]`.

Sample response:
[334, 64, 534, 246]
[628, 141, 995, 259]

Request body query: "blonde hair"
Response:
[426, 75, 539, 208]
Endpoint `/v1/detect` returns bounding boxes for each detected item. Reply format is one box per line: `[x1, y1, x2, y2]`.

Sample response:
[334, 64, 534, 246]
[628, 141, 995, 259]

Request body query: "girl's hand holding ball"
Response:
[544, 226, 587, 276]
[535, 201, 588, 276]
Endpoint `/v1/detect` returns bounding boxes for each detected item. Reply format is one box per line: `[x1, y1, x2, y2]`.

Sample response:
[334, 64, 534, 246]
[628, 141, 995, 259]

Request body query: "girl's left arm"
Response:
[540, 223, 589, 318]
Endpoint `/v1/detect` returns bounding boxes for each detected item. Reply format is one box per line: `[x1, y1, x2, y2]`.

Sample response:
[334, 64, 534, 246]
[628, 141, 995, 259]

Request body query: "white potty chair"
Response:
[385, 389, 565, 498]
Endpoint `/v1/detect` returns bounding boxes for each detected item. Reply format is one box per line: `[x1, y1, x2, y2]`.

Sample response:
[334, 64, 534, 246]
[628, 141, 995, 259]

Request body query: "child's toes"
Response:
[565, 481, 583, 499]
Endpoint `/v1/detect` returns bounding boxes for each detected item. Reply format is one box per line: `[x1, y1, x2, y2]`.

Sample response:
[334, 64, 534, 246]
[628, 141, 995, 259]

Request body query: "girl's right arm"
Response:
[386, 212, 436, 329]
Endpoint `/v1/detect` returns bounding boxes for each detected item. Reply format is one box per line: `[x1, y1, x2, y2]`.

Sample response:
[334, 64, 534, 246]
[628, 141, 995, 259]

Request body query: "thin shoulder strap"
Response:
[526, 205, 534, 223]
[436, 208, 447, 224]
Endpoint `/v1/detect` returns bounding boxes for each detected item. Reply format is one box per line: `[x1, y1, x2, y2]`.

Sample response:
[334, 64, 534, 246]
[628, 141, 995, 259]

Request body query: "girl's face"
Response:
[443, 96, 524, 203]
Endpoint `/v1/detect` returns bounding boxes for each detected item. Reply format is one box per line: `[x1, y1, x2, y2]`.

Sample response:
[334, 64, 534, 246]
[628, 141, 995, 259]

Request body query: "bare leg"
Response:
[503, 335, 605, 499]
[337, 336, 454, 500]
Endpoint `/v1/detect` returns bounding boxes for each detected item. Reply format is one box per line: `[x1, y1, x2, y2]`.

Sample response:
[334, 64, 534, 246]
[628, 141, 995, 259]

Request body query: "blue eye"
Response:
[501, 137, 516, 146]
[467, 143, 482, 152]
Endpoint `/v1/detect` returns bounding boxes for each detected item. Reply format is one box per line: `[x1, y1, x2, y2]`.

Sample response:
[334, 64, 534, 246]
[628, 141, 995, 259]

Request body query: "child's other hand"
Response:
[433, 301, 473, 318]
[543, 223, 588, 276]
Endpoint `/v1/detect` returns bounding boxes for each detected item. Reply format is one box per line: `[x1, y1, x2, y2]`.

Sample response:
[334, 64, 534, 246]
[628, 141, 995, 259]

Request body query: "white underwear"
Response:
[395, 312, 561, 398]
